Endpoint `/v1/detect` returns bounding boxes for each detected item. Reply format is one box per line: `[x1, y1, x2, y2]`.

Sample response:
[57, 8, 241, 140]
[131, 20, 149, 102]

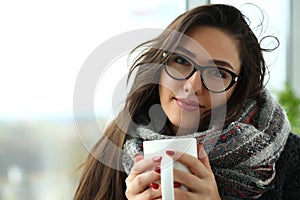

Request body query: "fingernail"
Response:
[153, 156, 162, 162]
[166, 150, 175, 156]
[150, 182, 159, 190]
[153, 166, 161, 174]
[173, 182, 181, 188]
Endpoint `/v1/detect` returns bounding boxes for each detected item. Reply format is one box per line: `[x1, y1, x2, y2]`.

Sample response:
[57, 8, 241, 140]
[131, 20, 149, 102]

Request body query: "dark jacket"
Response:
[259, 133, 300, 199]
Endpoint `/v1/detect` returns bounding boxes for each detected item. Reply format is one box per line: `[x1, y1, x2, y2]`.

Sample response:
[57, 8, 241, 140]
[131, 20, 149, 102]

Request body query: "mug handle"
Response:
[161, 154, 175, 200]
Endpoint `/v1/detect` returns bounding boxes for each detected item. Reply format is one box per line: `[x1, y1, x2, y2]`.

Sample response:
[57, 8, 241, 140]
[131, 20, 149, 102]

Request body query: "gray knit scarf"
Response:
[122, 90, 290, 199]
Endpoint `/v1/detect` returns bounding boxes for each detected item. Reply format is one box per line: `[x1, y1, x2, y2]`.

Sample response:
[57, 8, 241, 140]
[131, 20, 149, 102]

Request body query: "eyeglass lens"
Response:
[165, 52, 234, 92]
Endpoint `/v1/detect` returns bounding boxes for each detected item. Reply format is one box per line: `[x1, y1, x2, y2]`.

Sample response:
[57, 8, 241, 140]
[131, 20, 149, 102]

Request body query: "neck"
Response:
[170, 123, 198, 136]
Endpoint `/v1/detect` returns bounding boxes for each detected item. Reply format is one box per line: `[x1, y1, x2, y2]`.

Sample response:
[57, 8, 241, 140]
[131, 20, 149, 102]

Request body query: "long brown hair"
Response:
[74, 4, 271, 199]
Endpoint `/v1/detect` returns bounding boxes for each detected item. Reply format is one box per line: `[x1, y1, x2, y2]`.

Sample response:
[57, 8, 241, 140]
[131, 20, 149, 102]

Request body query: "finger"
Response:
[197, 144, 212, 171]
[126, 184, 162, 199]
[126, 156, 162, 184]
[166, 150, 209, 178]
[135, 187, 162, 200]
[174, 188, 198, 200]
[128, 170, 161, 195]
[131, 156, 162, 174]
[172, 168, 205, 192]
[134, 154, 144, 163]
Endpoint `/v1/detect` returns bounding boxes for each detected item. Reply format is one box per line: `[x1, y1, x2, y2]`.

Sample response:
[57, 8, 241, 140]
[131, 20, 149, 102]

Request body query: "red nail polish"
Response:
[153, 156, 162, 162]
[153, 166, 161, 174]
[166, 150, 175, 156]
[150, 182, 159, 190]
[173, 182, 181, 188]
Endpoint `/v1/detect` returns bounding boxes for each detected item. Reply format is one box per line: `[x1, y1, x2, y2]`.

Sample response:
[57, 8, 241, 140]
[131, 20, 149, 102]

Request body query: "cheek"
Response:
[159, 72, 171, 110]
[159, 72, 182, 121]
[159, 71, 182, 97]
[159, 85, 170, 106]
[159, 84, 180, 125]
[210, 87, 235, 108]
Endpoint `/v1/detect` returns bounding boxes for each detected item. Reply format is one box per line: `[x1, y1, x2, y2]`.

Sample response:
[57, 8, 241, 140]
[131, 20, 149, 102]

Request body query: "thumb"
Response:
[197, 143, 212, 171]
[134, 153, 144, 163]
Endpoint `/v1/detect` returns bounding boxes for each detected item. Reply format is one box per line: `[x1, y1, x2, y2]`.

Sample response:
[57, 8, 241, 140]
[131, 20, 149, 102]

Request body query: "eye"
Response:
[208, 68, 229, 79]
[174, 55, 191, 66]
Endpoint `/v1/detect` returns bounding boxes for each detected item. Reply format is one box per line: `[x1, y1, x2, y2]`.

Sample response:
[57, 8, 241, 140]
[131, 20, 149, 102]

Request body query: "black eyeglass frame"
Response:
[163, 52, 241, 93]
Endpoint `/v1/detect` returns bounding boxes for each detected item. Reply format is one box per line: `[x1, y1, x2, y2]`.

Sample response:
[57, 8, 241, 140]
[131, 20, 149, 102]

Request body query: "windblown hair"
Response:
[74, 4, 275, 200]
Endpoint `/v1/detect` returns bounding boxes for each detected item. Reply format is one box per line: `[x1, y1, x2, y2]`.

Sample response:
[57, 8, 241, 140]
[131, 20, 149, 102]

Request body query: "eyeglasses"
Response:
[163, 52, 240, 93]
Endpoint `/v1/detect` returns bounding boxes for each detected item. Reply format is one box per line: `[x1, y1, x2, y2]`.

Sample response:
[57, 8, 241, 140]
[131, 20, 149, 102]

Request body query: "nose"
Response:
[183, 70, 204, 95]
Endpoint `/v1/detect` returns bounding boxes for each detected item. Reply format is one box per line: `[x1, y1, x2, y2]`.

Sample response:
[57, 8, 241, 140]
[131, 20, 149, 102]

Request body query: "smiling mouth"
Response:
[174, 98, 205, 111]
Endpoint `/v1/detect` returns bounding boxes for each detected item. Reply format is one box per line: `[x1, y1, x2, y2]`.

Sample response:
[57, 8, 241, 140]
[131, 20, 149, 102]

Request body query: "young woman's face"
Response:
[159, 26, 241, 134]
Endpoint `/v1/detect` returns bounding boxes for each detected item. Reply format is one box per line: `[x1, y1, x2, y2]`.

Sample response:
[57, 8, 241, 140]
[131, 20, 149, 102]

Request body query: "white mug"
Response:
[143, 138, 197, 200]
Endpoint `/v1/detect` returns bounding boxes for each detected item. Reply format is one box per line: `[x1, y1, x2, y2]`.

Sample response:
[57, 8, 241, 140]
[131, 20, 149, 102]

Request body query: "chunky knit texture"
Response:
[122, 90, 293, 199]
[258, 133, 300, 200]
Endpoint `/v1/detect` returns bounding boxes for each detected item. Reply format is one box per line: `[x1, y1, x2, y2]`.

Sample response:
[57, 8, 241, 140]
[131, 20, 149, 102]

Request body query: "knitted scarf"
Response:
[122, 90, 290, 199]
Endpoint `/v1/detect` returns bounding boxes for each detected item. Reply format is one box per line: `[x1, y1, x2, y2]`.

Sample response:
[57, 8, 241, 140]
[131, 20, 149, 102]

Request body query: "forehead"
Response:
[177, 26, 241, 73]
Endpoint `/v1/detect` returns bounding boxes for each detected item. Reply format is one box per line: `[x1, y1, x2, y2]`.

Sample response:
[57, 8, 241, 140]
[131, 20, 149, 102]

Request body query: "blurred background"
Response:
[0, 0, 299, 199]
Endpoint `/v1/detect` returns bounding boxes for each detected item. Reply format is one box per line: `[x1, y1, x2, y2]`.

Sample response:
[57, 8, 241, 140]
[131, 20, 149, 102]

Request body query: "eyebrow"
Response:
[208, 60, 234, 70]
[175, 46, 235, 70]
[175, 46, 197, 59]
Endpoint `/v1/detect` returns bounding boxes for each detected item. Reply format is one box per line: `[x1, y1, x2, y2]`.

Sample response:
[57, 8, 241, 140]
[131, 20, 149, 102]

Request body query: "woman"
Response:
[74, 4, 300, 199]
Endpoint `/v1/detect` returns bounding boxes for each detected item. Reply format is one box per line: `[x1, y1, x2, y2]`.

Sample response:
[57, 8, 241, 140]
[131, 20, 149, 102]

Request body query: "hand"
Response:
[168, 144, 221, 200]
[125, 154, 162, 200]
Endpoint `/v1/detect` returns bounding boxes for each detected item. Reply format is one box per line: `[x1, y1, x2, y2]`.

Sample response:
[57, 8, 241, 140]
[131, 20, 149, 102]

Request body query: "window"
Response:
[210, 0, 290, 92]
[0, 1, 185, 199]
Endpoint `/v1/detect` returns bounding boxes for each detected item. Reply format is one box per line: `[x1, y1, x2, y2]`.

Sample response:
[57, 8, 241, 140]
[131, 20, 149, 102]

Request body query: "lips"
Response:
[175, 98, 204, 111]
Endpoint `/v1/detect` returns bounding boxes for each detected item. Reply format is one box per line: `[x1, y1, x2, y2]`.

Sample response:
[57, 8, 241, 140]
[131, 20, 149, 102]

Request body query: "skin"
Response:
[160, 26, 241, 134]
[125, 26, 241, 199]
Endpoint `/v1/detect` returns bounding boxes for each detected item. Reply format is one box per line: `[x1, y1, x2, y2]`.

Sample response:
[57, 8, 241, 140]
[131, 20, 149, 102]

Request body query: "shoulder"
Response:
[279, 132, 300, 167]
[260, 133, 300, 199]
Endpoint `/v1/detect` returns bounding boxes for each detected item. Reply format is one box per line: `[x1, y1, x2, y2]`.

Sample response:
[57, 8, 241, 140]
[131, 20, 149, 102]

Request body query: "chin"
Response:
[171, 121, 200, 135]
[176, 127, 198, 135]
